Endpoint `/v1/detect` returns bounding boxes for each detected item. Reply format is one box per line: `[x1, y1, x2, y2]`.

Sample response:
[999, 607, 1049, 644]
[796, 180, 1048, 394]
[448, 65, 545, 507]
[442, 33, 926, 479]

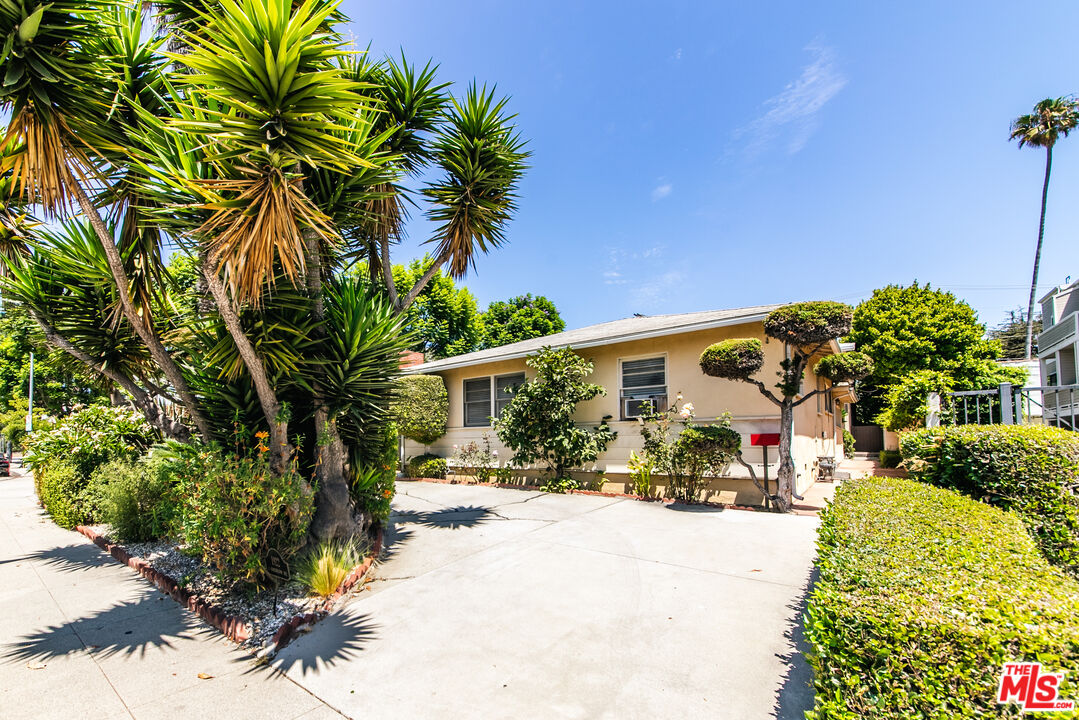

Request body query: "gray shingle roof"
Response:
[407, 303, 787, 374]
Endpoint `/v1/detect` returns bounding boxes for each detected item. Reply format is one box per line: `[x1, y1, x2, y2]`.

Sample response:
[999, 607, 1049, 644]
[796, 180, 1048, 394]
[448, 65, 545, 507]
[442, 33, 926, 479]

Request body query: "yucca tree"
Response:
[0, 0, 213, 439]
[1010, 97, 1079, 359]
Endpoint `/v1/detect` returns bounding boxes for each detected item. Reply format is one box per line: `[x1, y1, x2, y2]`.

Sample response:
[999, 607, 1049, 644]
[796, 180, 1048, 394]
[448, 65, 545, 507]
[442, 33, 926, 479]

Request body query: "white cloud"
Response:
[671, 48, 683, 62]
[734, 39, 847, 155]
[651, 183, 673, 201]
[632, 270, 685, 309]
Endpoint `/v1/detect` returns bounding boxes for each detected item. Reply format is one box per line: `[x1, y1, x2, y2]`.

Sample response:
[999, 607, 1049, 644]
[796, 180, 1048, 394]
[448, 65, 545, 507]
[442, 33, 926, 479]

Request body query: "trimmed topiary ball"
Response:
[815, 351, 874, 384]
[764, 301, 853, 345]
[700, 338, 764, 379]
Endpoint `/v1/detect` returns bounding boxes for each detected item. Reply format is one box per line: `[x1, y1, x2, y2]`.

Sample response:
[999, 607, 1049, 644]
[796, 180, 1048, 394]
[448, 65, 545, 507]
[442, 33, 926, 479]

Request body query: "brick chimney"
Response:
[399, 350, 425, 369]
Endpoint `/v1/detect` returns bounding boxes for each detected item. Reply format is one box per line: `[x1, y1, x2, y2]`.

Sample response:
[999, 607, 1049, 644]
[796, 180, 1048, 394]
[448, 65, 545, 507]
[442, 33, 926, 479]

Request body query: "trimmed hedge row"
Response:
[900, 425, 1079, 574]
[805, 476, 1079, 719]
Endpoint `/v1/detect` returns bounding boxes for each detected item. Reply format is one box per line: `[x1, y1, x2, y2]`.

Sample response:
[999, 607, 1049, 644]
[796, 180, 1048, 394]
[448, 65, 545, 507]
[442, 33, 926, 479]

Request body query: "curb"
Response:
[74, 524, 384, 653]
[401, 476, 762, 513]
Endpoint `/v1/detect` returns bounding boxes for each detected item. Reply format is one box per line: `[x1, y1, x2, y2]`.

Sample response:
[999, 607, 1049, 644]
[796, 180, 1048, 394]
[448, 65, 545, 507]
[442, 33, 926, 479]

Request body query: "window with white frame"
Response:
[620, 356, 667, 419]
[464, 373, 526, 427]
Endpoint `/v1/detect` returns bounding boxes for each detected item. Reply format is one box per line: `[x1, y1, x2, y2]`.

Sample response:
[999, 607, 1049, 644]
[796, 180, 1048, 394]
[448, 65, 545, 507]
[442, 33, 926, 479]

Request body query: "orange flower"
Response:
[255, 431, 269, 440]
[383, 489, 393, 499]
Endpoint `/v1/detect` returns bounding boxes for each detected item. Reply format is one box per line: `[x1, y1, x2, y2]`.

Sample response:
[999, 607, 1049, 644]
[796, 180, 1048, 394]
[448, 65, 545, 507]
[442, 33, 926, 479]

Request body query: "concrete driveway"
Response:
[275, 481, 819, 719]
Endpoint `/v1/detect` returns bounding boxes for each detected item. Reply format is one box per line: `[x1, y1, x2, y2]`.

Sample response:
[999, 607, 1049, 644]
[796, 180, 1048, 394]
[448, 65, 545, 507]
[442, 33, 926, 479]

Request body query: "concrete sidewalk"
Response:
[275, 481, 819, 719]
[0, 468, 342, 720]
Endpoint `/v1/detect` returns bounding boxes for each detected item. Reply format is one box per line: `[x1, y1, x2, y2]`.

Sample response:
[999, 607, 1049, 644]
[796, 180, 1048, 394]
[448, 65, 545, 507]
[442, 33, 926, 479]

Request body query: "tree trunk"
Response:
[70, 182, 213, 441]
[28, 308, 191, 441]
[302, 231, 360, 541]
[200, 265, 292, 473]
[774, 400, 796, 513]
[1025, 145, 1053, 359]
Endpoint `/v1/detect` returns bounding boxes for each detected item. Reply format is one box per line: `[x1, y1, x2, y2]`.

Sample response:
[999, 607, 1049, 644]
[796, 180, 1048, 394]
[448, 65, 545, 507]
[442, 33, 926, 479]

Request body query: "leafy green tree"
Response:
[848, 283, 1007, 422]
[480, 294, 565, 349]
[391, 375, 448, 445]
[990, 308, 1042, 360]
[0, 304, 103, 415]
[392, 258, 481, 359]
[494, 346, 616, 482]
[700, 302, 873, 512]
[1010, 97, 1079, 358]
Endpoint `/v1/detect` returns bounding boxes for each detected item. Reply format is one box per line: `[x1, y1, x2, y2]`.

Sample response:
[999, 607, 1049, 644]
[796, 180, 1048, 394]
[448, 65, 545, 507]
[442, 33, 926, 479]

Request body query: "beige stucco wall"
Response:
[404, 321, 848, 504]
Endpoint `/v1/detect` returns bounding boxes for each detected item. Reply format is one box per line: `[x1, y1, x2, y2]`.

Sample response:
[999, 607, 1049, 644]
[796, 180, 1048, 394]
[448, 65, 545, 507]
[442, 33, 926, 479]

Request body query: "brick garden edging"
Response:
[74, 524, 383, 654]
[402, 476, 763, 513]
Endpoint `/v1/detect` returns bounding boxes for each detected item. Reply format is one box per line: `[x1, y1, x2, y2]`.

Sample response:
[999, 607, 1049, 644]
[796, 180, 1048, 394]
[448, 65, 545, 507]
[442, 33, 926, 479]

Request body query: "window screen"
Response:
[495, 373, 525, 418]
[464, 377, 492, 427]
[621, 357, 667, 419]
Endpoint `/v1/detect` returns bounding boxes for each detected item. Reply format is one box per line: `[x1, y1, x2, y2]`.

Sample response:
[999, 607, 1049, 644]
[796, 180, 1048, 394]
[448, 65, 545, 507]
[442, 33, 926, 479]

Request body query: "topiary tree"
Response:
[391, 375, 448, 445]
[494, 346, 616, 484]
[699, 301, 872, 512]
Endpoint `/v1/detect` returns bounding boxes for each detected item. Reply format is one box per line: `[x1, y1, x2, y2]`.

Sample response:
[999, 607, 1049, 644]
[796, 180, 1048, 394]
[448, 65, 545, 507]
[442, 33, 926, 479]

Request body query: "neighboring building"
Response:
[1038, 280, 1079, 427]
[403, 305, 856, 505]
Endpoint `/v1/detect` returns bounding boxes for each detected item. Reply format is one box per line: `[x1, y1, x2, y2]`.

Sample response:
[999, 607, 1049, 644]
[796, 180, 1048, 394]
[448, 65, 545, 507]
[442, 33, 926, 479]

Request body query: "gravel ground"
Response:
[89, 526, 350, 651]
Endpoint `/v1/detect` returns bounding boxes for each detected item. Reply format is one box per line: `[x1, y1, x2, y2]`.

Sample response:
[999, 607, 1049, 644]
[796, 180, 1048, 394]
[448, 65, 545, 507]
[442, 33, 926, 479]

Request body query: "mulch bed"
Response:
[74, 524, 382, 658]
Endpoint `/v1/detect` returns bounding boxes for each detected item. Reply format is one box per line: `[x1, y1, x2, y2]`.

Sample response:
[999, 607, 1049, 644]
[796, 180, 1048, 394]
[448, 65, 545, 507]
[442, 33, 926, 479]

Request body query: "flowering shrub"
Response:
[451, 435, 499, 482]
[639, 397, 739, 503]
[170, 443, 313, 586]
[23, 404, 159, 479]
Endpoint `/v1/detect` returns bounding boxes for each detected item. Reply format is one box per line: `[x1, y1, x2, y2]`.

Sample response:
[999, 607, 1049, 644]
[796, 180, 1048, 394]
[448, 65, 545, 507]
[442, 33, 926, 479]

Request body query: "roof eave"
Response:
[404, 310, 774, 375]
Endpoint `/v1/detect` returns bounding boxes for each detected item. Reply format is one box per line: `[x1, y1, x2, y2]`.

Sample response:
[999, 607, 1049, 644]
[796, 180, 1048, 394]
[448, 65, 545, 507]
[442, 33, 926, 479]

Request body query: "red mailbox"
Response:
[750, 433, 780, 509]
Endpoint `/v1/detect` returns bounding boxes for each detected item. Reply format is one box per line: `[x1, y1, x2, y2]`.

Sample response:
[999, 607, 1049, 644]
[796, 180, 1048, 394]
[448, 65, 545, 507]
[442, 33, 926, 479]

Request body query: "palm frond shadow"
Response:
[2, 591, 218, 665]
[394, 504, 492, 530]
[262, 611, 379, 676]
[0, 543, 123, 574]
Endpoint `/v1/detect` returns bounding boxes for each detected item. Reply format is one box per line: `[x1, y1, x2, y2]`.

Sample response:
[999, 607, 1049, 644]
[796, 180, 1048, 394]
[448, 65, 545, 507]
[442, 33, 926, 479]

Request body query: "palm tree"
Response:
[1010, 97, 1079, 359]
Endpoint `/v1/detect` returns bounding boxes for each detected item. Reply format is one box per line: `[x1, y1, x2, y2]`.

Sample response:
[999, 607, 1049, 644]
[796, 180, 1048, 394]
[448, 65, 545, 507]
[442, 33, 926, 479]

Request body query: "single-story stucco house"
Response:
[403, 304, 856, 505]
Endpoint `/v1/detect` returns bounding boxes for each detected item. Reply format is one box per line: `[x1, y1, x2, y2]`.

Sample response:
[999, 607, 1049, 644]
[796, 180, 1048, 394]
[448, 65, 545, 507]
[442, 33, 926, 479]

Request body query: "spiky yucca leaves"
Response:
[423, 84, 529, 280]
[0, 221, 155, 386]
[0, 1, 110, 213]
[170, 0, 379, 306]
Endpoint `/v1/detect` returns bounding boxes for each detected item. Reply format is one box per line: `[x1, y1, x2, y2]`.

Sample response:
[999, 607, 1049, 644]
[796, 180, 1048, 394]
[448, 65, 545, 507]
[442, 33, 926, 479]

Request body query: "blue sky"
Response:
[344, 0, 1079, 333]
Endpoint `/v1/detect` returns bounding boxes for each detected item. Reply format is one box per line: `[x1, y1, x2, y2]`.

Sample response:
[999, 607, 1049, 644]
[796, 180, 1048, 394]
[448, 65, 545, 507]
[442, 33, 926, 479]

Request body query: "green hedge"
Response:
[407, 454, 446, 479]
[901, 425, 1079, 574]
[805, 476, 1079, 719]
[391, 375, 448, 445]
[37, 462, 91, 529]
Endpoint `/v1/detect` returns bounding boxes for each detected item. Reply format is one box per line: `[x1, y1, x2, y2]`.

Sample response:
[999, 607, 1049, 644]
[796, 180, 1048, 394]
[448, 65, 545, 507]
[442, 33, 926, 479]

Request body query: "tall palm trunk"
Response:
[70, 183, 214, 441]
[303, 230, 360, 541]
[199, 265, 293, 474]
[1025, 145, 1054, 359]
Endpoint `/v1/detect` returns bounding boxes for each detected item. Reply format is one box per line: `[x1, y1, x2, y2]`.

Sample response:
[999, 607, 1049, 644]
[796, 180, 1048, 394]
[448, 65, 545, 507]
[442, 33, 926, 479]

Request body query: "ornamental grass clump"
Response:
[805, 476, 1079, 719]
[296, 538, 366, 598]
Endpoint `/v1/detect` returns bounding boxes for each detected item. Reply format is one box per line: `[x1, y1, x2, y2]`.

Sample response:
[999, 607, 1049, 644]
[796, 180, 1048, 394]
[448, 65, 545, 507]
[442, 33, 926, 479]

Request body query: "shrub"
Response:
[349, 422, 398, 523]
[172, 446, 314, 586]
[37, 462, 91, 529]
[805, 476, 1079, 719]
[639, 401, 739, 503]
[450, 435, 498, 481]
[627, 451, 653, 497]
[698, 338, 763, 380]
[407, 453, 446, 479]
[901, 425, 1079, 573]
[23, 405, 158, 479]
[86, 458, 179, 542]
[391, 375, 448, 445]
[878, 450, 901, 468]
[876, 369, 954, 431]
[296, 538, 366, 598]
[494, 346, 616, 480]
[842, 428, 855, 458]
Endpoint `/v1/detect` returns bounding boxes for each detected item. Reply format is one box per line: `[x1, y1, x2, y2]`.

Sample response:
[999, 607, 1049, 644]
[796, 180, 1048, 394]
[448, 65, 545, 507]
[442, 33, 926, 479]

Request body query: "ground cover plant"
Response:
[805, 476, 1079, 718]
[901, 424, 1079, 575]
